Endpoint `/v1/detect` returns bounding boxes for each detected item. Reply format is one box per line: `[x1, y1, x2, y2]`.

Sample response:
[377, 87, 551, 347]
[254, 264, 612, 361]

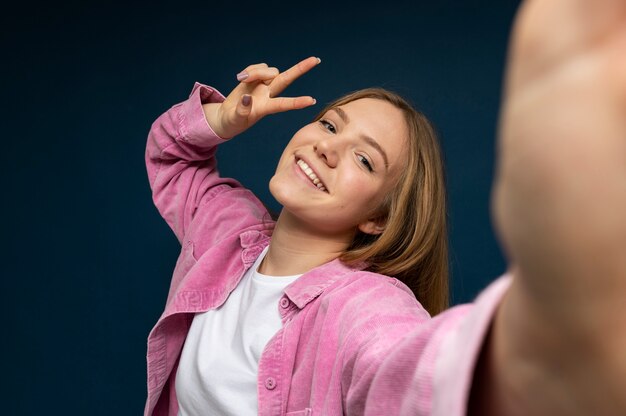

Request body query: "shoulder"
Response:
[187, 186, 273, 245]
[337, 269, 425, 307]
[320, 268, 432, 330]
[288, 260, 431, 330]
[331, 271, 434, 396]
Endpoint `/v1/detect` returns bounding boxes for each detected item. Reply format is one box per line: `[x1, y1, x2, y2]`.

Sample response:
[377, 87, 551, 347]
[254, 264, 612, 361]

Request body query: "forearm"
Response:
[145, 58, 319, 241]
[146, 83, 227, 186]
[146, 83, 237, 241]
[470, 277, 626, 415]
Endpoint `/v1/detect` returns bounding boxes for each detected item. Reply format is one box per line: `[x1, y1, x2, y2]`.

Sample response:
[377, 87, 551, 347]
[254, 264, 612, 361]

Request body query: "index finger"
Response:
[269, 56, 321, 97]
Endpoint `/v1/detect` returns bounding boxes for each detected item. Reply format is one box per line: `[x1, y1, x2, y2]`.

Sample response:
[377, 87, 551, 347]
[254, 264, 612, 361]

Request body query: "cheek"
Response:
[342, 175, 385, 211]
[285, 126, 314, 147]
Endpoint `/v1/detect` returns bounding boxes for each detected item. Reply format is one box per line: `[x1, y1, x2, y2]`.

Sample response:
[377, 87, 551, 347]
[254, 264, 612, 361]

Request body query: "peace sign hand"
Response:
[204, 56, 321, 139]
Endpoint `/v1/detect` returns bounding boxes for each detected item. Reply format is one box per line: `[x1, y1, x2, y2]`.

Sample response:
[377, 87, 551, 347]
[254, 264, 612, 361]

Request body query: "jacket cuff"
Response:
[178, 82, 227, 146]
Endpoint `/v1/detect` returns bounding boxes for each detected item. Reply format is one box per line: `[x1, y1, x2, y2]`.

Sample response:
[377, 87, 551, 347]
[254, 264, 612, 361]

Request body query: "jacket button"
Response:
[279, 297, 290, 309]
[265, 377, 277, 390]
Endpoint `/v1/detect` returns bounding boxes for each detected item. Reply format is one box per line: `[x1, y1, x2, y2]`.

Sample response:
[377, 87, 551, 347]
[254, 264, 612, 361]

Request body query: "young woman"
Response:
[364, 0, 626, 414]
[144, 57, 449, 415]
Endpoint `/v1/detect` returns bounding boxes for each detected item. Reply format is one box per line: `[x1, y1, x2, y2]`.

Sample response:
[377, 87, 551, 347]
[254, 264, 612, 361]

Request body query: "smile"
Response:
[296, 159, 327, 192]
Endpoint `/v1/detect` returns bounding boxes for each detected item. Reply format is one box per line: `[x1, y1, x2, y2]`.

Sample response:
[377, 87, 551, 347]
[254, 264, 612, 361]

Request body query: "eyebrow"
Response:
[330, 107, 389, 169]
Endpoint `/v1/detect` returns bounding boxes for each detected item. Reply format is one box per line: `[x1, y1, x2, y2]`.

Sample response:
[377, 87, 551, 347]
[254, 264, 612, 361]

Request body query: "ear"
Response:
[358, 216, 387, 236]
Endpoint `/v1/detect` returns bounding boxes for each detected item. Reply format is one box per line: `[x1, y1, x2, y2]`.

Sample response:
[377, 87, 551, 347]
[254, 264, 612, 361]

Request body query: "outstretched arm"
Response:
[476, 0, 626, 413]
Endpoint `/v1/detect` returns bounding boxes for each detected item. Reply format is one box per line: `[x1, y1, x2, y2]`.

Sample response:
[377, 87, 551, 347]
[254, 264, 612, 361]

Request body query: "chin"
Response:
[269, 175, 290, 207]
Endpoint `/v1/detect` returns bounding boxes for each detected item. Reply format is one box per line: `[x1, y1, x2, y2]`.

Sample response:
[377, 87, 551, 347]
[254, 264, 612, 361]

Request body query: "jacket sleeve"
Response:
[338, 277, 433, 416]
[363, 276, 511, 416]
[145, 82, 243, 244]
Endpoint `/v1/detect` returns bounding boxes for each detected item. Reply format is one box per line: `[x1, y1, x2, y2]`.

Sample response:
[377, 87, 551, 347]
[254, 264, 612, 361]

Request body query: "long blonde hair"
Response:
[315, 88, 449, 315]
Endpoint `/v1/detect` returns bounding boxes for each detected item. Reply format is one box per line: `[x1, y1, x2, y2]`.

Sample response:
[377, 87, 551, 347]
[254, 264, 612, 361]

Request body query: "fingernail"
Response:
[242, 94, 251, 106]
[311, 98, 316, 105]
[236, 71, 249, 81]
[316, 57, 321, 64]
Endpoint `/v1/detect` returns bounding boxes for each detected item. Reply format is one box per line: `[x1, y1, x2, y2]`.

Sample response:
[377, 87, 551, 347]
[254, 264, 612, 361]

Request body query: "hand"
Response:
[493, 0, 626, 286]
[204, 56, 320, 139]
[484, 1, 626, 413]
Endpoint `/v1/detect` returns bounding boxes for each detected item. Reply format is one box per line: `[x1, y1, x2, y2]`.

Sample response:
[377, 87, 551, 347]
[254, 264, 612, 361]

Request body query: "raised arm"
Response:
[203, 58, 320, 139]
[477, 0, 626, 413]
[145, 57, 319, 242]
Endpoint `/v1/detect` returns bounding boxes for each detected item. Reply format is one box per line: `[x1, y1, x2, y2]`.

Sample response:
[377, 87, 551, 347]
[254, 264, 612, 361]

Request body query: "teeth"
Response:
[297, 159, 327, 192]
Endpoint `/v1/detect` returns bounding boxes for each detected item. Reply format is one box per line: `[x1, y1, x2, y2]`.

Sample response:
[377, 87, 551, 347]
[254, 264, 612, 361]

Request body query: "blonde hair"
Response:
[314, 88, 449, 315]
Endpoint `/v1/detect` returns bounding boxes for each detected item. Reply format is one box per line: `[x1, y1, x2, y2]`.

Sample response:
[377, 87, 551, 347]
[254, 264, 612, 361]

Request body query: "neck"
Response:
[259, 210, 354, 276]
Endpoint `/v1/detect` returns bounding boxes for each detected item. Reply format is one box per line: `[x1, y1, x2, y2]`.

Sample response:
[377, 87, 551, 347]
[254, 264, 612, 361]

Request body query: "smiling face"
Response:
[269, 97, 409, 239]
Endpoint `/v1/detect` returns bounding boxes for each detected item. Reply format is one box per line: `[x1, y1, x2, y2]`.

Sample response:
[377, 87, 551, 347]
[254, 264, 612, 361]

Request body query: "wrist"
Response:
[202, 103, 230, 139]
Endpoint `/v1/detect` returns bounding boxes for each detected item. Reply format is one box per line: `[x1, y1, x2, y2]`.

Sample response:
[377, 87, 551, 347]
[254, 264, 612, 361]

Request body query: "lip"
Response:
[294, 155, 329, 193]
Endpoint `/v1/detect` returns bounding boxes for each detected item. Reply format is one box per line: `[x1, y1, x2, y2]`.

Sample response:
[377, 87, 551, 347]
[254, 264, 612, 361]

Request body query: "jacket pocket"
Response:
[286, 409, 312, 416]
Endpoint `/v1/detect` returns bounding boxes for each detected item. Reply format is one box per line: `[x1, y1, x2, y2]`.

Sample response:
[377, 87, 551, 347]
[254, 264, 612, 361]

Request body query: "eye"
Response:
[357, 154, 374, 172]
[319, 119, 336, 134]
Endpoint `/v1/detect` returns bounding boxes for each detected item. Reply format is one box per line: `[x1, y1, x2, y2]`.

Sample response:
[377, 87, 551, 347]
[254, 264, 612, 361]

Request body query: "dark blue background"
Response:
[4, 1, 519, 414]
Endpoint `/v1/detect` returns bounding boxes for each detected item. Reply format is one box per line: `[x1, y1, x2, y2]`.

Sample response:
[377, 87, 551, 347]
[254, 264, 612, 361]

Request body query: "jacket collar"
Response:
[283, 258, 363, 309]
[239, 229, 368, 310]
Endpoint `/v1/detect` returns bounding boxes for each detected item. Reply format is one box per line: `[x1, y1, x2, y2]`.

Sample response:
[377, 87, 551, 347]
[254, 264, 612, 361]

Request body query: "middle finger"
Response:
[237, 66, 279, 83]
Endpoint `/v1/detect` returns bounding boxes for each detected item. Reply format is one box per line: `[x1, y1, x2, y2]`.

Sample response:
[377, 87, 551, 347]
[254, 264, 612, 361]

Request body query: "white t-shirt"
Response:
[176, 247, 300, 416]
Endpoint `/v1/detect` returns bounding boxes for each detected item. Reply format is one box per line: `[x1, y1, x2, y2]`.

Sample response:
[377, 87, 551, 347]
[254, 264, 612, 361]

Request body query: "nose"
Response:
[314, 138, 338, 168]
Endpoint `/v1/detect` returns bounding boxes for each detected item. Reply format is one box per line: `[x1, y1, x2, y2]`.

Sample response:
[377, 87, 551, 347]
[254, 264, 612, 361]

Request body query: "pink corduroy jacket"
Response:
[144, 83, 511, 416]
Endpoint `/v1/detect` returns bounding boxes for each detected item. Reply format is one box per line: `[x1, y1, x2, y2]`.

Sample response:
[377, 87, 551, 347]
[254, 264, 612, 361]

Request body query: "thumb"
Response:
[235, 94, 253, 120]
[222, 94, 254, 138]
